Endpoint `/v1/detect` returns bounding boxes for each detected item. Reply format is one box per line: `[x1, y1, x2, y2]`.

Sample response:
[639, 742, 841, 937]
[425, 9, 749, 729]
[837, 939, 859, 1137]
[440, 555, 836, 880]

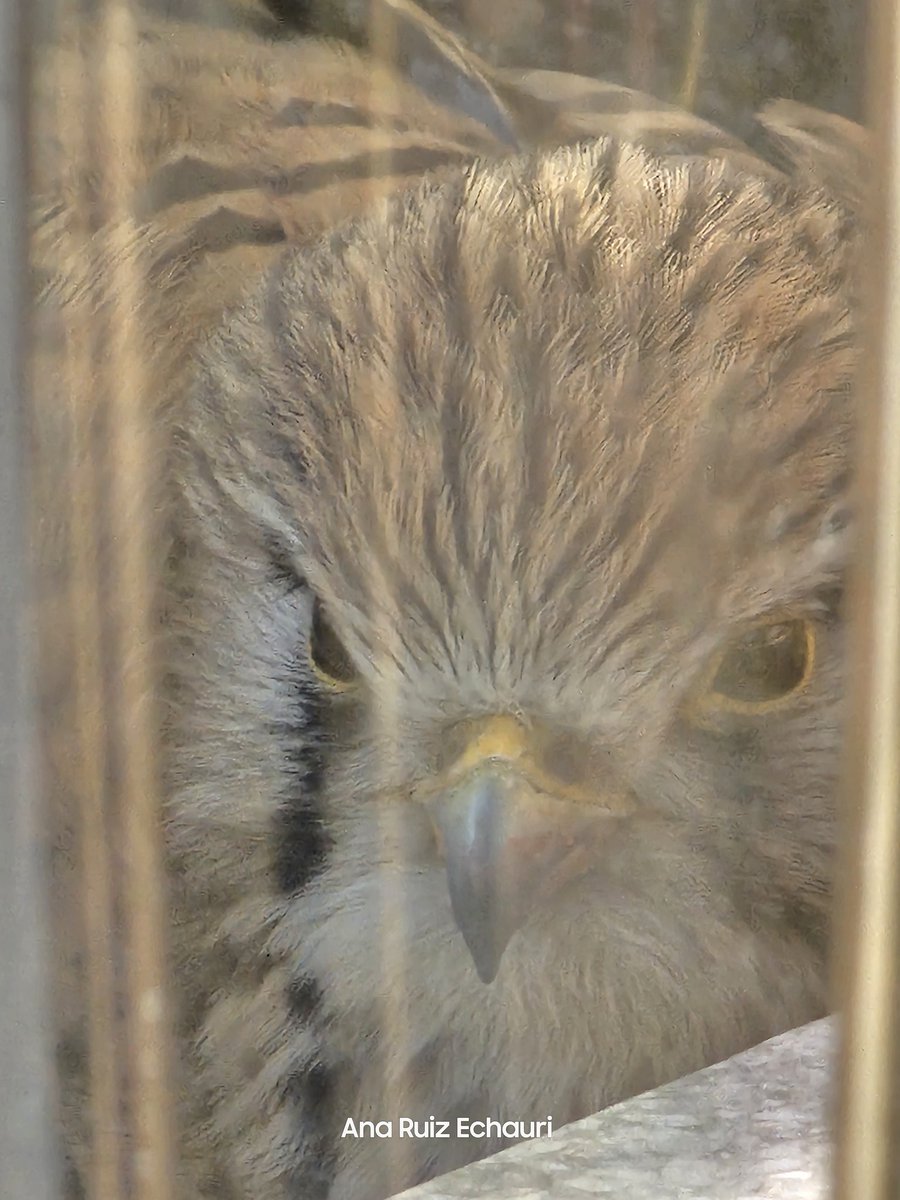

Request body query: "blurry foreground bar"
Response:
[398, 1019, 832, 1200]
[0, 1, 59, 1199]
[833, 0, 900, 1197]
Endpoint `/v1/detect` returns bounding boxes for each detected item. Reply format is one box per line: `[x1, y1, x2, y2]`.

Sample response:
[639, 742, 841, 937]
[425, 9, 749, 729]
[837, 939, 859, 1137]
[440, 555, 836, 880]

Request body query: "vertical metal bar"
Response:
[49, 9, 131, 1196]
[834, 0, 900, 1196]
[0, 0, 60, 1198]
[95, 4, 177, 1197]
[627, 0, 656, 96]
[678, 0, 710, 112]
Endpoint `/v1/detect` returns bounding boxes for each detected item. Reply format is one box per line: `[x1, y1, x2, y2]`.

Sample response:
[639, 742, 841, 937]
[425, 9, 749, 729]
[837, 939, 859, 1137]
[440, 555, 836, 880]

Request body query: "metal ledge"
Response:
[398, 1020, 832, 1200]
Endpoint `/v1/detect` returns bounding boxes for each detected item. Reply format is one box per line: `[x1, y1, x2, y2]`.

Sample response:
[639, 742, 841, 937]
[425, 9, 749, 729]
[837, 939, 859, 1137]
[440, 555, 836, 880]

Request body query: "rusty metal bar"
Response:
[0, 1, 60, 1198]
[834, 1, 900, 1197]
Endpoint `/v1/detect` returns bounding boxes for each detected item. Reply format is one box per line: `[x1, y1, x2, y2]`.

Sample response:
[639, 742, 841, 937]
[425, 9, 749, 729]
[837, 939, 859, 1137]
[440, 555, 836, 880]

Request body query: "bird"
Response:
[164, 131, 858, 1200]
[32, 2, 865, 1199]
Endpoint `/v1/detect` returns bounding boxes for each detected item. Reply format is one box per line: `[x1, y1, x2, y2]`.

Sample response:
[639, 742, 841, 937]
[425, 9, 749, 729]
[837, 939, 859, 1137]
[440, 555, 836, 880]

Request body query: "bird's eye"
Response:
[699, 618, 815, 713]
[309, 599, 359, 690]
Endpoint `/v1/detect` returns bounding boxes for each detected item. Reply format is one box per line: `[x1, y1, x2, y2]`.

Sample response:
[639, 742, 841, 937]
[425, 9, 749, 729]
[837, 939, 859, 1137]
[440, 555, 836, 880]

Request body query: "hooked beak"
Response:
[425, 717, 628, 983]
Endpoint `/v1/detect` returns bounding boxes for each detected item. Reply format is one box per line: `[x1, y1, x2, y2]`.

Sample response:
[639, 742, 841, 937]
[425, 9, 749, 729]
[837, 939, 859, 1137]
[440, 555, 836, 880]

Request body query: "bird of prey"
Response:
[32, 2, 865, 1198]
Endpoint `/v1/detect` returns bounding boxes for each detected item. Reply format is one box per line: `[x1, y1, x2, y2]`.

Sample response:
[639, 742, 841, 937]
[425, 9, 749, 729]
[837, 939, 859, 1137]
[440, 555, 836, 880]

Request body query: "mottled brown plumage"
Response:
[32, 4, 864, 1199]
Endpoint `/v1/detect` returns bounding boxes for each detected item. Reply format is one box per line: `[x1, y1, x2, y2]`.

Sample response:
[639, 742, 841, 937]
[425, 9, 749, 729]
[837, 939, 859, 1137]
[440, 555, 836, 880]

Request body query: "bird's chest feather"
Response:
[238, 778, 825, 1199]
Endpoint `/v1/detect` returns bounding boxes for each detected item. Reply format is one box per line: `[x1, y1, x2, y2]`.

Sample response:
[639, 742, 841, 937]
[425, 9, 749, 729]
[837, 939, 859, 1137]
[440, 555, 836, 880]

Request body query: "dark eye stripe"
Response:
[273, 690, 331, 896]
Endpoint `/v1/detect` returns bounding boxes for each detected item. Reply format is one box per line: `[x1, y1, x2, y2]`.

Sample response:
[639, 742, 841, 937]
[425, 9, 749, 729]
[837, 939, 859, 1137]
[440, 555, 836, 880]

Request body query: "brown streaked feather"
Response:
[36, 2, 846, 368]
[32, 13, 506, 348]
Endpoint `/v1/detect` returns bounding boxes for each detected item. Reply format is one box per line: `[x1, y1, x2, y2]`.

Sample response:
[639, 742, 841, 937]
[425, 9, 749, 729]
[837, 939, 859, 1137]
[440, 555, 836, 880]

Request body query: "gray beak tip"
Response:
[473, 956, 500, 986]
[455, 913, 510, 985]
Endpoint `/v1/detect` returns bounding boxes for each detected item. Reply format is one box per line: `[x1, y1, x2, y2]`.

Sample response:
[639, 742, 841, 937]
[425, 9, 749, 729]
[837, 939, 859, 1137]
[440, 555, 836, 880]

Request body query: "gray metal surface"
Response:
[0, 2, 60, 1198]
[397, 1020, 833, 1200]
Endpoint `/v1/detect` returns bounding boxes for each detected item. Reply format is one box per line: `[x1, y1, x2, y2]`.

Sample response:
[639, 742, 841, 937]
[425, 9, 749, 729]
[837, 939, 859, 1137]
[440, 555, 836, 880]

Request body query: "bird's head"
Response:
[175, 139, 855, 986]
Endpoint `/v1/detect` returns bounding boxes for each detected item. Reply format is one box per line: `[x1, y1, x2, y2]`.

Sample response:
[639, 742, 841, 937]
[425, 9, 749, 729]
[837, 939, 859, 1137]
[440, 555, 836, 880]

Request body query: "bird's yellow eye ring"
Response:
[694, 617, 816, 716]
[309, 599, 359, 691]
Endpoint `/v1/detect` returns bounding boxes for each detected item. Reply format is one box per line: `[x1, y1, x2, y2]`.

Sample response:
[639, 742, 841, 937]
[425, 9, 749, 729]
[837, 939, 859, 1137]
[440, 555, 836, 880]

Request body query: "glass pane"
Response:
[22, 2, 896, 1199]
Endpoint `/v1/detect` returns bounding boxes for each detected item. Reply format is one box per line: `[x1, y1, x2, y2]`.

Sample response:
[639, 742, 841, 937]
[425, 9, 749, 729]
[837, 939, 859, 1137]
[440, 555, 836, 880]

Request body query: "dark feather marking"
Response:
[286, 975, 323, 1022]
[297, 1061, 332, 1107]
[284, 1060, 338, 1200]
[151, 208, 286, 278]
[275, 98, 412, 133]
[139, 156, 263, 219]
[273, 689, 332, 895]
[273, 785, 330, 894]
[661, 182, 715, 267]
[261, 0, 314, 26]
[266, 539, 307, 593]
[587, 137, 624, 201]
[180, 207, 286, 255]
[147, 147, 473, 220]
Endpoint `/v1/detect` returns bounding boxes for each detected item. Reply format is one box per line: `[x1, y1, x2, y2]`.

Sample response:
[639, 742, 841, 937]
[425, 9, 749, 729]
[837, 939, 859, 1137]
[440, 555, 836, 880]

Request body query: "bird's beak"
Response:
[425, 717, 620, 983]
